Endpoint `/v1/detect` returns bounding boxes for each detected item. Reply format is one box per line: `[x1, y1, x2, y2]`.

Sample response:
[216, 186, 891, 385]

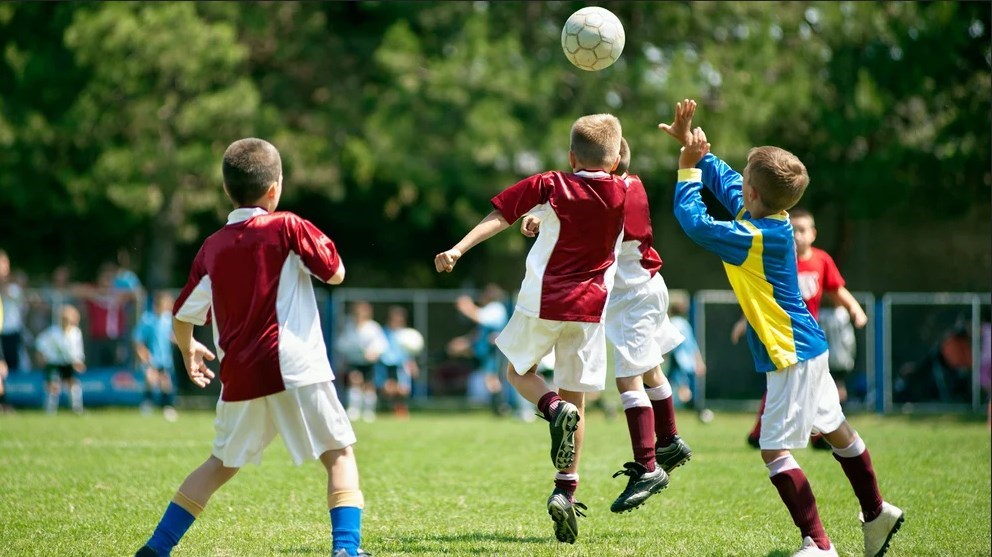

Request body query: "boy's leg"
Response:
[763, 449, 832, 551]
[69, 377, 84, 414]
[506, 364, 580, 470]
[45, 375, 61, 414]
[160, 371, 178, 422]
[320, 447, 364, 557]
[141, 456, 239, 556]
[823, 422, 903, 557]
[644, 367, 693, 472]
[546, 389, 587, 544]
[610, 373, 670, 513]
[346, 370, 363, 421]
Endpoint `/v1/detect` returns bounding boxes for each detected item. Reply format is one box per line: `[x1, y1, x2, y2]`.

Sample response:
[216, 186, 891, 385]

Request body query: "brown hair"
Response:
[745, 146, 809, 212]
[222, 138, 282, 205]
[788, 207, 815, 226]
[614, 137, 631, 175]
[570, 114, 622, 169]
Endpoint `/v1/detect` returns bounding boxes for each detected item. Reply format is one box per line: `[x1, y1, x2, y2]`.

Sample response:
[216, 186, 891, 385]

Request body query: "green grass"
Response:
[0, 408, 989, 557]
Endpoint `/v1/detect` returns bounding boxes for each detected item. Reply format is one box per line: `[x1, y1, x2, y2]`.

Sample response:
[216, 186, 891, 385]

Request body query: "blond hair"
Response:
[614, 137, 631, 175]
[570, 114, 622, 169]
[746, 146, 809, 212]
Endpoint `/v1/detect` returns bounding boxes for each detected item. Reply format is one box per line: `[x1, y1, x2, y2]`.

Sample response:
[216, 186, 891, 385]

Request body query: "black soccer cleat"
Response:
[547, 401, 580, 470]
[333, 549, 373, 557]
[610, 461, 670, 513]
[135, 547, 159, 557]
[547, 488, 587, 544]
[655, 435, 693, 473]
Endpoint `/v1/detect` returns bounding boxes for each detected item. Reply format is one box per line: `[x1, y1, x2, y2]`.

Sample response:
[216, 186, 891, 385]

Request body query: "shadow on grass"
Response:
[276, 548, 323, 555]
[763, 551, 791, 557]
[276, 533, 548, 555]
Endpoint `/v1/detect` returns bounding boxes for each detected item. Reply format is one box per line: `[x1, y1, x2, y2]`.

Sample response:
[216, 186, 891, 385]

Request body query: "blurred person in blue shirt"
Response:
[666, 291, 706, 410]
[377, 306, 422, 419]
[133, 291, 178, 421]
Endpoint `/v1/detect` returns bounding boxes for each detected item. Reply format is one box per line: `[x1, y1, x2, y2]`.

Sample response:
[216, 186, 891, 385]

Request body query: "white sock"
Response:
[70, 383, 83, 412]
[619, 390, 651, 410]
[832, 434, 866, 458]
[645, 384, 673, 401]
[766, 454, 801, 477]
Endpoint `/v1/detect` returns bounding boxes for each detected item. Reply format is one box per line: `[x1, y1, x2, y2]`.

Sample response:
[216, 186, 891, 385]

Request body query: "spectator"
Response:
[336, 301, 387, 422]
[0, 250, 27, 372]
[448, 284, 516, 416]
[377, 306, 422, 419]
[666, 291, 706, 409]
[818, 302, 858, 405]
[37, 304, 86, 415]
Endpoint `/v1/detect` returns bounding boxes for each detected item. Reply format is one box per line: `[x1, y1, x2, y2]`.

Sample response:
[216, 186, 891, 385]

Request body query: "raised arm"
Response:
[697, 153, 746, 218]
[435, 211, 511, 273]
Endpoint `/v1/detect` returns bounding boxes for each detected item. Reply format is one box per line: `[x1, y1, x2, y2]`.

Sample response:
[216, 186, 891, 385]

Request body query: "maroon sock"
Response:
[650, 396, 678, 447]
[537, 392, 562, 420]
[769, 468, 830, 550]
[624, 405, 656, 471]
[748, 392, 767, 440]
[554, 475, 578, 498]
[834, 450, 884, 521]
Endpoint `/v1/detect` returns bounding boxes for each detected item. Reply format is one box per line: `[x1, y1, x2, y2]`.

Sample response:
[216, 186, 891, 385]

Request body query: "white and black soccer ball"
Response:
[561, 6, 626, 71]
[396, 327, 424, 357]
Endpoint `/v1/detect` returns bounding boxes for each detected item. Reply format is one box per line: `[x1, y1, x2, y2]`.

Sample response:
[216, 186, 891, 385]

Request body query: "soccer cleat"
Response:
[547, 402, 580, 470]
[546, 488, 587, 544]
[860, 502, 904, 557]
[333, 549, 372, 557]
[609, 461, 670, 513]
[655, 435, 693, 473]
[810, 434, 832, 451]
[134, 546, 159, 557]
[791, 536, 839, 556]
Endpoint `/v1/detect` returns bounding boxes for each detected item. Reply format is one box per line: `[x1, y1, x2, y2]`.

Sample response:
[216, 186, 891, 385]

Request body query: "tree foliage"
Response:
[0, 1, 988, 290]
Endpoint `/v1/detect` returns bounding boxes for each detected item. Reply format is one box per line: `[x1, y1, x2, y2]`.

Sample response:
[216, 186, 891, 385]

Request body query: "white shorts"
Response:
[760, 351, 845, 450]
[495, 311, 607, 392]
[212, 381, 356, 467]
[606, 274, 686, 378]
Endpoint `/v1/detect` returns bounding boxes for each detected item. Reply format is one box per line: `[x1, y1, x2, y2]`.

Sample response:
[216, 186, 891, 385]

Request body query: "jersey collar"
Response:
[227, 206, 269, 224]
[574, 170, 612, 179]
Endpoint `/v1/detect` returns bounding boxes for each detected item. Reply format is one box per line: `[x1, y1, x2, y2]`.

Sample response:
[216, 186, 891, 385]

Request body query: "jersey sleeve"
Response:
[173, 247, 212, 326]
[820, 251, 846, 291]
[697, 153, 745, 218]
[285, 214, 342, 283]
[674, 169, 755, 265]
[491, 173, 551, 223]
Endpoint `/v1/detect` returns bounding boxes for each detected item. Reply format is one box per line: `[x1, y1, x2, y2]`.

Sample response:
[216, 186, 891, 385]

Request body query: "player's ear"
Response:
[265, 181, 279, 199]
[568, 150, 577, 170]
[610, 154, 620, 172]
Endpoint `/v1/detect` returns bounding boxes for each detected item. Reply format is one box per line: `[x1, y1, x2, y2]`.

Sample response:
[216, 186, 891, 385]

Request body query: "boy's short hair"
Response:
[789, 207, 815, 226]
[614, 137, 631, 176]
[746, 146, 809, 212]
[222, 138, 282, 206]
[570, 114, 622, 169]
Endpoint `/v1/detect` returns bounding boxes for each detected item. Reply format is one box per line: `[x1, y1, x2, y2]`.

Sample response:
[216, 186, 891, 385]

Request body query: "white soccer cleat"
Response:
[792, 536, 838, 557]
[861, 501, 905, 557]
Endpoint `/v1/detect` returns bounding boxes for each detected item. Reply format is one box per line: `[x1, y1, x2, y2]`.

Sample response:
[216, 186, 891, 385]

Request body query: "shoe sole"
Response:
[610, 475, 670, 514]
[871, 512, 905, 557]
[551, 406, 580, 470]
[547, 501, 577, 544]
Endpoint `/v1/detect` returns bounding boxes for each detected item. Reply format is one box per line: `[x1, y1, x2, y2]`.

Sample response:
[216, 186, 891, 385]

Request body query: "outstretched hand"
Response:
[678, 127, 711, 169]
[659, 98, 697, 146]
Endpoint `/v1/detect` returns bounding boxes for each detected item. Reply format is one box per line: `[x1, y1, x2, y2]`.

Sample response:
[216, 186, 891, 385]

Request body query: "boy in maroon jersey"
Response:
[738, 207, 868, 448]
[521, 138, 693, 514]
[135, 138, 367, 557]
[435, 113, 626, 544]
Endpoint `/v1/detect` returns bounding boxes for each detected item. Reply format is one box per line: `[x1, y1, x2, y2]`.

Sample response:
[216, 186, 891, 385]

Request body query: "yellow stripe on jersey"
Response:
[723, 221, 797, 369]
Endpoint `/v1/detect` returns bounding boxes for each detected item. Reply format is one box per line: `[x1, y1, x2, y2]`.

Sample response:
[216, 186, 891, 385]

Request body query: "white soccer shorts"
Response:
[606, 273, 686, 378]
[495, 311, 607, 392]
[212, 381, 356, 467]
[760, 351, 846, 450]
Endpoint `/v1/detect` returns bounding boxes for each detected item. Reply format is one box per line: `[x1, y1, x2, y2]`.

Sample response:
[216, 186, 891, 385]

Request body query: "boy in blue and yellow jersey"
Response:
[661, 99, 903, 557]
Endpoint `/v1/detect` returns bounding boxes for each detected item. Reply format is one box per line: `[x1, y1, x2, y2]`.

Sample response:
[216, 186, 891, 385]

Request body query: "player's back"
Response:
[175, 208, 341, 401]
[498, 170, 625, 322]
[615, 174, 662, 289]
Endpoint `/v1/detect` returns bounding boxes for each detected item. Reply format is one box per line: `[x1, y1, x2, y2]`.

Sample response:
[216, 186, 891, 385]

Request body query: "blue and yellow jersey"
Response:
[674, 153, 828, 373]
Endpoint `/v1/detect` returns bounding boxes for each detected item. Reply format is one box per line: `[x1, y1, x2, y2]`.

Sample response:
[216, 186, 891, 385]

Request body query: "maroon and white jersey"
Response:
[614, 174, 663, 290]
[492, 170, 626, 323]
[174, 207, 341, 402]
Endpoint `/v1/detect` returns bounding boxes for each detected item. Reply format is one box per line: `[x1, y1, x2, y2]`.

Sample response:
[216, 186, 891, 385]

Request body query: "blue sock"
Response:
[330, 506, 362, 555]
[146, 502, 196, 556]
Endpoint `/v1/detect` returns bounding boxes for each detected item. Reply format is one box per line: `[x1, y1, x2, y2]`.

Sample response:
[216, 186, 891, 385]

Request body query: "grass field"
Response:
[0, 408, 989, 557]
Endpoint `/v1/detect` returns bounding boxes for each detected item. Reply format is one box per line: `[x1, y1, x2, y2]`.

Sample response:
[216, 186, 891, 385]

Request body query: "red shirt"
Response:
[614, 174, 663, 289]
[796, 246, 845, 319]
[491, 170, 626, 322]
[174, 208, 342, 402]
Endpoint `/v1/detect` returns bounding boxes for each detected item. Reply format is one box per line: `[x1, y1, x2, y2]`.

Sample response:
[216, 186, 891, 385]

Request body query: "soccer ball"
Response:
[561, 6, 626, 71]
[396, 327, 424, 357]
